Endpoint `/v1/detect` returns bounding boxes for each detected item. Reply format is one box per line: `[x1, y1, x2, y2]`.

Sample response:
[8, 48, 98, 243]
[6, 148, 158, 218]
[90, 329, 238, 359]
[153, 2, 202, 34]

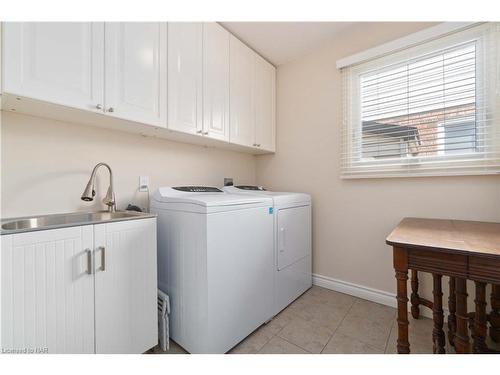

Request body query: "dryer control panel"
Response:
[235, 185, 267, 191]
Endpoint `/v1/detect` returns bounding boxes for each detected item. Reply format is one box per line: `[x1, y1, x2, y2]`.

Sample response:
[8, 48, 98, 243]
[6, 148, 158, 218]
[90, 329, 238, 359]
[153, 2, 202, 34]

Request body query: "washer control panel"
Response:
[172, 186, 223, 193]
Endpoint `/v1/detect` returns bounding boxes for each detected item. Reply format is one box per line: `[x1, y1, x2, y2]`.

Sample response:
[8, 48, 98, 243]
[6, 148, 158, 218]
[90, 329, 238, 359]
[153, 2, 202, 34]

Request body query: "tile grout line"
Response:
[321, 298, 396, 354]
[384, 317, 395, 354]
[255, 334, 274, 354]
[274, 288, 359, 354]
[255, 309, 298, 353]
[255, 288, 400, 354]
[272, 310, 312, 353]
[275, 335, 313, 354]
[255, 338, 271, 354]
[260, 320, 284, 352]
[319, 297, 358, 354]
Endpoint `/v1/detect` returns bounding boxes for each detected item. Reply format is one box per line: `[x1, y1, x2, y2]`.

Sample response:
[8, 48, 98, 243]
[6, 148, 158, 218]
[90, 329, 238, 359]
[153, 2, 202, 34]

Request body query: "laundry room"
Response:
[1, 1, 499, 374]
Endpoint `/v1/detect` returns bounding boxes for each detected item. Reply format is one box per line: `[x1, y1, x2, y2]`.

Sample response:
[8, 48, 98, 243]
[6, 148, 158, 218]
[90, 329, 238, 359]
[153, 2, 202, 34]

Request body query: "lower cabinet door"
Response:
[93, 218, 157, 354]
[1, 226, 95, 354]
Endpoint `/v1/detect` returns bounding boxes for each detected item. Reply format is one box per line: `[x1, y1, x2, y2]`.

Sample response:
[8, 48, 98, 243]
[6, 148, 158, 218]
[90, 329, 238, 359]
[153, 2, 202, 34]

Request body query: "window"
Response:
[437, 119, 476, 156]
[340, 23, 500, 178]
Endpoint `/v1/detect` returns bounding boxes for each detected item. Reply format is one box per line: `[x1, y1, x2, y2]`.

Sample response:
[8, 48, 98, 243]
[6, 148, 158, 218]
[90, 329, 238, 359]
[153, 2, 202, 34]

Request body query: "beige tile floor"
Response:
[149, 285, 500, 354]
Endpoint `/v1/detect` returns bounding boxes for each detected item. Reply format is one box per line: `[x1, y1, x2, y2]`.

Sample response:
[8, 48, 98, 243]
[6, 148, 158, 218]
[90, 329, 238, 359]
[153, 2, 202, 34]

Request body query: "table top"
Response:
[386, 217, 500, 257]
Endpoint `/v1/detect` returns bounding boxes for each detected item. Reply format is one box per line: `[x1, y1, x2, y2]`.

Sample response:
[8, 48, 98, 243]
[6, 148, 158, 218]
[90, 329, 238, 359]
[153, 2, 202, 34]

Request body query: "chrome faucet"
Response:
[81, 163, 116, 212]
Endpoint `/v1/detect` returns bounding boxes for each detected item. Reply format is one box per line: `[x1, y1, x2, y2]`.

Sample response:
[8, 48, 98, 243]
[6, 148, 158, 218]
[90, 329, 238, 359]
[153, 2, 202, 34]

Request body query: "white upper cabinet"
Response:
[1, 24, 3, 95]
[167, 23, 203, 135]
[1, 22, 276, 154]
[2, 22, 104, 112]
[255, 55, 276, 152]
[104, 23, 167, 127]
[229, 35, 256, 148]
[202, 23, 230, 142]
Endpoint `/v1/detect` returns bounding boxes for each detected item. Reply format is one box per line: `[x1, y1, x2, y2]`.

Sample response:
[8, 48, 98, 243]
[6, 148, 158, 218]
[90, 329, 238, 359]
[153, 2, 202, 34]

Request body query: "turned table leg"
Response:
[448, 277, 456, 346]
[455, 278, 471, 353]
[490, 284, 500, 343]
[411, 269, 420, 319]
[432, 274, 445, 353]
[394, 247, 410, 354]
[473, 281, 488, 353]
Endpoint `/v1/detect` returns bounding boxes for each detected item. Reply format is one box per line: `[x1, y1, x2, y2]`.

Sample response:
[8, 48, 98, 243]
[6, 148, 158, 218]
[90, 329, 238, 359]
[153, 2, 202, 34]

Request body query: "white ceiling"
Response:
[220, 22, 356, 66]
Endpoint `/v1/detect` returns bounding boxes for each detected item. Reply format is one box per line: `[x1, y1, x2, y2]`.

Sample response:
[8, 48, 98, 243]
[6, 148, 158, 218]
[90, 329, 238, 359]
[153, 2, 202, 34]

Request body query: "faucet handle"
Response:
[102, 186, 116, 212]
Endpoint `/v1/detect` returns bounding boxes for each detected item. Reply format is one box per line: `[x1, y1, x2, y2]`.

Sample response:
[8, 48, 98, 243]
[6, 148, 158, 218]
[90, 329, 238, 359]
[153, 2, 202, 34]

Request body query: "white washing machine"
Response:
[151, 186, 274, 353]
[223, 185, 312, 316]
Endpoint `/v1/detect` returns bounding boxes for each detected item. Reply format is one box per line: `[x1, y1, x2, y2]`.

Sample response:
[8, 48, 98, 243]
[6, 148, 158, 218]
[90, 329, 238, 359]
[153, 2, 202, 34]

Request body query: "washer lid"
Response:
[153, 186, 272, 207]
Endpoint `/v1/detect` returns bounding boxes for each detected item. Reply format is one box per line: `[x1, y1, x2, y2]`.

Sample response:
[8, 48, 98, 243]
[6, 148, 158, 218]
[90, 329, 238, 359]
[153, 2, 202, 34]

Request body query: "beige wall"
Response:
[1, 22, 499, 307]
[256, 22, 500, 302]
[1, 111, 256, 217]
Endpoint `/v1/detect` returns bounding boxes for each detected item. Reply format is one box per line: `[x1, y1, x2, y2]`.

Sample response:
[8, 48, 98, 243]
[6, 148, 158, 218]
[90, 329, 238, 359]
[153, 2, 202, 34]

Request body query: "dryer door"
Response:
[277, 205, 311, 271]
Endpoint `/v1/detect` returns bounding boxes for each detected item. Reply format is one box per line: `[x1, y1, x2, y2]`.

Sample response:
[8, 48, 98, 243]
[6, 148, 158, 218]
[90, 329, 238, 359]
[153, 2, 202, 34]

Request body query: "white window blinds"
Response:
[340, 23, 500, 178]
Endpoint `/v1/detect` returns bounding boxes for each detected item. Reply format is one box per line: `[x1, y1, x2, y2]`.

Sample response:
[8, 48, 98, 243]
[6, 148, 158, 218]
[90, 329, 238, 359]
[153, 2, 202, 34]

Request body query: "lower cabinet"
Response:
[0, 218, 157, 354]
[94, 219, 157, 354]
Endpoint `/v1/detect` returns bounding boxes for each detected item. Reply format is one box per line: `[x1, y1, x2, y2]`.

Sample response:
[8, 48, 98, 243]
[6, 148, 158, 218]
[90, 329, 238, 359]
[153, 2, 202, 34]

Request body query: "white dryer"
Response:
[151, 186, 274, 353]
[223, 185, 312, 316]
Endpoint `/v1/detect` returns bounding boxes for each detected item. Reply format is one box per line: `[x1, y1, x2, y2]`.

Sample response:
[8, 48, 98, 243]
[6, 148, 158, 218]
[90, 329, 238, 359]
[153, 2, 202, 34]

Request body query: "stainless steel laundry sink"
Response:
[1, 210, 156, 235]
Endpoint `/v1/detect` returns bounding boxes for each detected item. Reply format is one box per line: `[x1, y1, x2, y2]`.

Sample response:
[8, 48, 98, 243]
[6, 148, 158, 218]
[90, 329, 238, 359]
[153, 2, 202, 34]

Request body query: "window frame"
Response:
[341, 24, 498, 178]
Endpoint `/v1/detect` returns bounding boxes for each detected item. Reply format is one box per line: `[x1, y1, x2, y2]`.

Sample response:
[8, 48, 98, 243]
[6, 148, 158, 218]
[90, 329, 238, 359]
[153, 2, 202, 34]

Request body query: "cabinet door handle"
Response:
[98, 246, 106, 271]
[196, 130, 203, 134]
[95, 104, 103, 110]
[85, 249, 93, 274]
[107, 107, 114, 113]
[203, 131, 209, 135]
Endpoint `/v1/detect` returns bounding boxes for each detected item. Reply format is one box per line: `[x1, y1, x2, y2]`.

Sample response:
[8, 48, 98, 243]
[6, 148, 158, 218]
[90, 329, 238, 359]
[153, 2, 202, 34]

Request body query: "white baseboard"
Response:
[312, 273, 443, 320]
[312, 273, 397, 308]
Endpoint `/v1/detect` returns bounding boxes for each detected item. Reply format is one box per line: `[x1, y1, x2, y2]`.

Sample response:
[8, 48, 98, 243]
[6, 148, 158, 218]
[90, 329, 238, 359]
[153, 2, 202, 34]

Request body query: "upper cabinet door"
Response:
[202, 23, 230, 142]
[229, 35, 256, 148]
[255, 56, 276, 152]
[1, 226, 95, 354]
[2, 22, 104, 112]
[104, 22, 167, 127]
[167, 23, 203, 135]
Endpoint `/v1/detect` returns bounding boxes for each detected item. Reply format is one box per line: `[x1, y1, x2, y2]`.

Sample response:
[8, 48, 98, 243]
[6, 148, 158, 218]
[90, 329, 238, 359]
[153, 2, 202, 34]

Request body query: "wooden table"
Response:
[386, 218, 500, 354]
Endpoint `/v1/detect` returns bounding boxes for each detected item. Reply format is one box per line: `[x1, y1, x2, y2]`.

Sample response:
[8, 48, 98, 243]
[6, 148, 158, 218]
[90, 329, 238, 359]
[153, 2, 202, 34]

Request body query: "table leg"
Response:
[411, 269, 420, 319]
[393, 247, 410, 354]
[490, 284, 500, 343]
[448, 277, 456, 346]
[473, 281, 487, 353]
[432, 274, 445, 353]
[455, 278, 471, 353]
